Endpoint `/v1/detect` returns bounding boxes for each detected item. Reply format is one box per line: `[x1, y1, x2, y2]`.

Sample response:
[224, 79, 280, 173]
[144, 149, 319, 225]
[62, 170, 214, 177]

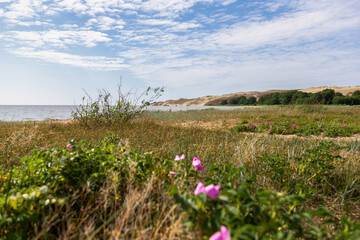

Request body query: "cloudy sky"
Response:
[0, 0, 359, 105]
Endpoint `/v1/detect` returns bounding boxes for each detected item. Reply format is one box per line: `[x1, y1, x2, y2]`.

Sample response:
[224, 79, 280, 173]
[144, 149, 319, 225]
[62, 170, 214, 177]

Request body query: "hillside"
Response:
[153, 86, 360, 106]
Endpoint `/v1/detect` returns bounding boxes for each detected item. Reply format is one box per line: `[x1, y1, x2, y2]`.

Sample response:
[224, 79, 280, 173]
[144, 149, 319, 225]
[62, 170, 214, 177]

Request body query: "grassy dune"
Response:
[1, 106, 360, 239]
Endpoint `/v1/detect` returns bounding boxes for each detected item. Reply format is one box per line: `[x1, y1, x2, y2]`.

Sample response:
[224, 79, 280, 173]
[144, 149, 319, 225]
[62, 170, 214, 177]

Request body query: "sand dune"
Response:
[153, 86, 360, 106]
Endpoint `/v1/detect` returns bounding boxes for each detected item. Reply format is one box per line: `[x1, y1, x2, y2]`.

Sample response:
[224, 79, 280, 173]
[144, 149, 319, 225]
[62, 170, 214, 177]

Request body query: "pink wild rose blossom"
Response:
[175, 154, 185, 161]
[205, 184, 221, 199]
[194, 182, 221, 199]
[209, 226, 231, 240]
[194, 182, 205, 195]
[192, 157, 206, 172]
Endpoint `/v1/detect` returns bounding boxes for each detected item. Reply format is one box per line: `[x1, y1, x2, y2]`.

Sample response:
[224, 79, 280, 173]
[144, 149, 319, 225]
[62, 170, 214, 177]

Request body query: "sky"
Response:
[0, 0, 359, 105]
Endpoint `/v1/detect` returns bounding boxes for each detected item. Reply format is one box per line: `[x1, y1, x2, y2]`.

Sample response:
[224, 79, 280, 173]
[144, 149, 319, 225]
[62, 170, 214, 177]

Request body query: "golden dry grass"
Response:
[1, 106, 360, 238]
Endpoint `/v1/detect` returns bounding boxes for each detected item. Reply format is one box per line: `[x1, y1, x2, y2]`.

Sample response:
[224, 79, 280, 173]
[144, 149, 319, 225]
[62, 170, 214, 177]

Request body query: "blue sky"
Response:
[0, 0, 359, 105]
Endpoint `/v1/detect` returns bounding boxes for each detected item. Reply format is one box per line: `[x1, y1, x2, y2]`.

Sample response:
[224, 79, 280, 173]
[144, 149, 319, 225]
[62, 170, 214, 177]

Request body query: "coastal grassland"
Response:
[1, 106, 360, 239]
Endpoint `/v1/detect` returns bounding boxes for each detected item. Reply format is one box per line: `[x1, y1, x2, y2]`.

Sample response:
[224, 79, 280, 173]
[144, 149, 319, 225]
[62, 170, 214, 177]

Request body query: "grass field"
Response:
[1, 106, 360, 239]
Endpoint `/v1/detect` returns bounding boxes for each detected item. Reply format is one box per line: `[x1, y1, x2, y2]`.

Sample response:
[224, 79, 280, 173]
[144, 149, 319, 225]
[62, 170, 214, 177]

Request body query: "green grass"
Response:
[0, 106, 360, 239]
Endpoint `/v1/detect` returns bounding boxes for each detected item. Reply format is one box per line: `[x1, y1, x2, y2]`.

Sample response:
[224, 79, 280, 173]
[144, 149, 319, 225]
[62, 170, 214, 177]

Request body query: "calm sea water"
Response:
[0, 105, 244, 121]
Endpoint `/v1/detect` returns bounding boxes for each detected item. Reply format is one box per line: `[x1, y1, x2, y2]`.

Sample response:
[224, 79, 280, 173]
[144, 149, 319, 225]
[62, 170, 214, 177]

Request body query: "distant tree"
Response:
[292, 91, 310, 104]
[352, 90, 360, 96]
[309, 92, 323, 104]
[257, 93, 280, 105]
[264, 93, 280, 105]
[246, 96, 257, 105]
[229, 98, 239, 105]
[320, 89, 335, 104]
[220, 99, 228, 105]
[350, 96, 360, 105]
[333, 96, 348, 105]
[279, 90, 298, 105]
[237, 96, 247, 105]
[335, 92, 344, 97]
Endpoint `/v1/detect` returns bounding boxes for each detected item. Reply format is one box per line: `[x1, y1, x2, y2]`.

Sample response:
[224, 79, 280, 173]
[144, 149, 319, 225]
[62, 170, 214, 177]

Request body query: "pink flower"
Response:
[292, 125, 296, 128]
[170, 171, 177, 175]
[268, 130, 272, 133]
[283, 128, 286, 131]
[175, 154, 185, 161]
[249, 126, 252, 129]
[205, 184, 221, 199]
[40, 147, 47, 151]
[296, 122, 298, 124]
[289, 114, 292, 117]
[66, 144, 72, 149]
[192, 157, 206, 172]
[291, 129, 294, 131]
[252, 124, 256, 126]
[194, 182, 205, 195]
[266, 122, 270, 124]
[343, 124, 347, 127]
[194, 182, 221, 199]
[209, 226, 231, 240]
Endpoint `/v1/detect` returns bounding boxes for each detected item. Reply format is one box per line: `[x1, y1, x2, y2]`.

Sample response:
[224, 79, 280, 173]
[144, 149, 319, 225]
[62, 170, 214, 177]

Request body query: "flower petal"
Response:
[194, 182, 205, 195]
[205, 184, 220, 199]
[209, 232, 222, 240]
[221, 226, 231, 240]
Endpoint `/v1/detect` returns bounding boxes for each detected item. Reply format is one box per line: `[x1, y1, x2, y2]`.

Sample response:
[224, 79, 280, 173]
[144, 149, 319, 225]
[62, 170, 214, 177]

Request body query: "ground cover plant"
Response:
[229, 106, 360, 137]
[0, 106, 360, 239]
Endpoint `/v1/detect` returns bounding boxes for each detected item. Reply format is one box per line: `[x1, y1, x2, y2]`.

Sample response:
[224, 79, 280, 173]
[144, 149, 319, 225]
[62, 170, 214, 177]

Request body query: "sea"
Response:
[0, 105, 245, 122]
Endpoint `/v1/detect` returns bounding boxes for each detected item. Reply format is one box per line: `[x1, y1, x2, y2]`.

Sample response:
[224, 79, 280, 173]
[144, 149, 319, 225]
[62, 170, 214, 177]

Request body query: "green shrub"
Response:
[72, 85, 163, 128]
[0, 135, 170, 238]
[169, 180, 360, 239]
[220, 99, 228, 105]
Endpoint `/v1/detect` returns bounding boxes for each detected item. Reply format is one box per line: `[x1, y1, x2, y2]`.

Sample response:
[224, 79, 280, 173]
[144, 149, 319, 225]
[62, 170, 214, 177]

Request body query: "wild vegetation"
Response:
[71, 85, 163, 128]
[221, 89, 360, 106]
[1, 105, 360, 239]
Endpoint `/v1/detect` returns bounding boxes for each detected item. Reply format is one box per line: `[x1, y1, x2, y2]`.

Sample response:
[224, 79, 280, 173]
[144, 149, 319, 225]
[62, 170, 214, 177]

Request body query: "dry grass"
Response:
[1, 106, 360, 238]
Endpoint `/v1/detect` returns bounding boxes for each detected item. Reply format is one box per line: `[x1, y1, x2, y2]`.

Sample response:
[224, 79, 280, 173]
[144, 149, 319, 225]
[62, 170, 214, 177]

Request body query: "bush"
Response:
[220, 99, 228, 105]
[0, 136, 170, 238]
[71, 85, 163, 128]
[229, 98, 239, 105]
[169, 173, 360, 239]
[245, 96, 257, 105]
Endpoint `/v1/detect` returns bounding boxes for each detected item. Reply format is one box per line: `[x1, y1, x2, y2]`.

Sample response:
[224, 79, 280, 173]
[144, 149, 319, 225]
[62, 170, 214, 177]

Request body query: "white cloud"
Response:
[141, 0, 215, 17]
[169, 22, 202, 31]
[56, 0, 88, 13]
[138, 19, 176, 26]
[138, 18, 201, 31]
[60, 24, 79, 30]
[11, 47, 127, 70]
[199, 4, 360, 52]
[86, 16, 125, 31]
[222, 0, 236, 6]
[6, 30, 112, 48]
